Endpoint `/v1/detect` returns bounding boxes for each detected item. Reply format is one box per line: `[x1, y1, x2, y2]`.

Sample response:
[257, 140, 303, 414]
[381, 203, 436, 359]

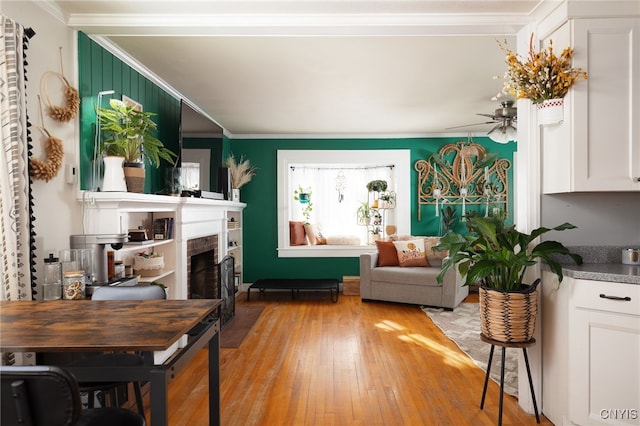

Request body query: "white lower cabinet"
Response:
[569, 280, 640, 425]
[542, 275, 640, 425]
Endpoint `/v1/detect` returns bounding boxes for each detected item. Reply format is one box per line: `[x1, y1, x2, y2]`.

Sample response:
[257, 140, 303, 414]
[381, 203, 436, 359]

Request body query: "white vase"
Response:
[537, 98, 564, 125]
[102, 156, 127, 191]
[231, 188, 240, 202]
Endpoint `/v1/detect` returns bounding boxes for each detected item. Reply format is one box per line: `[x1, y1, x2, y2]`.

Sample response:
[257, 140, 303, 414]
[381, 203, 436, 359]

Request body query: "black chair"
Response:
[72, 285, 167, 421]
[0, 365, 145, 426]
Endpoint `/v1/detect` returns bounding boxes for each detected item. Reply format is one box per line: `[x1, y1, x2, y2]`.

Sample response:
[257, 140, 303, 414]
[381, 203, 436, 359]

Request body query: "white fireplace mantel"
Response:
[77, 191, 246, 300]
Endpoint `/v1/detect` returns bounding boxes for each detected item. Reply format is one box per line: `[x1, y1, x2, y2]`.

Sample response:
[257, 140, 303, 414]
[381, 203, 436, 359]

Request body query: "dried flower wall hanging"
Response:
[497, 34, 588, 104]
[41, 47, 80, 122]
[30, 127, 63, 181]
[30, 96, 64, 181]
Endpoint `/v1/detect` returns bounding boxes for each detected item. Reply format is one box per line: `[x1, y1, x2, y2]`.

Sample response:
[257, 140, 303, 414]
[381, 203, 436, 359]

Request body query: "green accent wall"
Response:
[77, 32, 180, 193]
[229, 137, 516, 283]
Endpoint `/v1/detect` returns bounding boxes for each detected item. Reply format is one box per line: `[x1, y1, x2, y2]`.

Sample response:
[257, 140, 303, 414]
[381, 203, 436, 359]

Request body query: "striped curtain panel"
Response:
[0, 15, 35, 301]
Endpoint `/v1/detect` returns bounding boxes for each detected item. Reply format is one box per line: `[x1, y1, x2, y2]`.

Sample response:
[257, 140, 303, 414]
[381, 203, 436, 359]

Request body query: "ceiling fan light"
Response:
[488, 124, 517, 144]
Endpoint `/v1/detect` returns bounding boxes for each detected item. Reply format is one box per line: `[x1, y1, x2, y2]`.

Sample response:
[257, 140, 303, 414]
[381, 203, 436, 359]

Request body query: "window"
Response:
[277, 150, 411, 258]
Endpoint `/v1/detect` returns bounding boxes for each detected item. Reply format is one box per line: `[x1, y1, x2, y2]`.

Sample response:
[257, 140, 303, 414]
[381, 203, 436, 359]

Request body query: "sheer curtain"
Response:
[0, 15, 35, 300]
[290, 165, 394, 244]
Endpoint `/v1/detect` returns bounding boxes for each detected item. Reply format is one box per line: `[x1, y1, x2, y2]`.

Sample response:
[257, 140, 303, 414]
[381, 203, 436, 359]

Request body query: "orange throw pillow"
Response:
[289, 221, 308, 246]
[375, 240, 399, 266]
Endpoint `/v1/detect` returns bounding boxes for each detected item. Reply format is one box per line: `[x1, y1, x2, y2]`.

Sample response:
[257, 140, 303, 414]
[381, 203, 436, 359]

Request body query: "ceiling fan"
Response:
[448, 100, 517, 144]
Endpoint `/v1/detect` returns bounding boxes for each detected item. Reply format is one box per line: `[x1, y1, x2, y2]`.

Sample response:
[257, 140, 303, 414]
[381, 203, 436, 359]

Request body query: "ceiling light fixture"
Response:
[488, 122, 517, 144]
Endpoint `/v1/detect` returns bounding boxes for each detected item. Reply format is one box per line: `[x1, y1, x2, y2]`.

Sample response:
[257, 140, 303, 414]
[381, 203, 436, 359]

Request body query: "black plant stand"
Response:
[479, 334, 540, 426]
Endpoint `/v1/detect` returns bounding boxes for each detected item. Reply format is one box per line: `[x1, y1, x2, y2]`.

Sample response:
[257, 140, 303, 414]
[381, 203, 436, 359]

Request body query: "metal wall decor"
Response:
[415, 141, 511, 220]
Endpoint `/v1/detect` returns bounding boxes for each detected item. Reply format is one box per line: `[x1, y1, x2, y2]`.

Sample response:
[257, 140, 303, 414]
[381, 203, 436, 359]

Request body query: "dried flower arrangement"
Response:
[496, 34, 588, 104]
[224, 154, 257, 189]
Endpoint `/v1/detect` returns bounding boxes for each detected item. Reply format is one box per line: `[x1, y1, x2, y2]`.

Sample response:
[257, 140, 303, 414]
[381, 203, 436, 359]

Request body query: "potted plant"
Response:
[99, 99, 177, 192]
[224, 154, 257, 201]
[440, 205, 457, 236]
[356, 201, 371, 225]
[497, 33, 588, 125]
[370, 226, 382, 242]
[435, 214, 583, 343]
[293, 186, 313, 221]
[366, 180, 388, 207]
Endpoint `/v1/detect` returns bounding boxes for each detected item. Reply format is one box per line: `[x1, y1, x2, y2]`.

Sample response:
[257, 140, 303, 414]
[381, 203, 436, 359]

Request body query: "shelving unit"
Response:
[226, 209, 243, 290]
[358, 190, 395, 244]
[116, 239, 175, 284]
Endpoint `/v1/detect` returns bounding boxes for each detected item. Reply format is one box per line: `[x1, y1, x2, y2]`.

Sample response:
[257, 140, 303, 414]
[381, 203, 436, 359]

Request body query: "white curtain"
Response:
[0, 15, 34, 300]
[290, 165, 394, 243]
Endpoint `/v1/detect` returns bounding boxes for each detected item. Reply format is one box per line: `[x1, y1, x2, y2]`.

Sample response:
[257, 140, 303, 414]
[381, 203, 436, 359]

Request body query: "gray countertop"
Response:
[561, 263, 640, 285]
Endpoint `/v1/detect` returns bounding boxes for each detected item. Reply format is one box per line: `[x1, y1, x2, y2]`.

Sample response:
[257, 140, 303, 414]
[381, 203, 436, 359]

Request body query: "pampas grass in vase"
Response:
[224, 154, 257, 201]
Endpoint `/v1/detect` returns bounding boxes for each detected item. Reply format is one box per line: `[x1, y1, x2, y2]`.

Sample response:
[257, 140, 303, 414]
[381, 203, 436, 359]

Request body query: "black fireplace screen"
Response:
[218, 255, 235, 326]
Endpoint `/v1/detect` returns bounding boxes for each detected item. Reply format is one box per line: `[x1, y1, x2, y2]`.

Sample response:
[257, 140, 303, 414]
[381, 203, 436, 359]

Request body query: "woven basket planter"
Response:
[479, 279, 541, 343]
[124, 163, 145, 193]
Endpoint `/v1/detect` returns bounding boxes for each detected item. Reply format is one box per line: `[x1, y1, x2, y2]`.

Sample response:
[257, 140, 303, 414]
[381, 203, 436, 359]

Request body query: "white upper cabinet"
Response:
[542, 18, 640, 193]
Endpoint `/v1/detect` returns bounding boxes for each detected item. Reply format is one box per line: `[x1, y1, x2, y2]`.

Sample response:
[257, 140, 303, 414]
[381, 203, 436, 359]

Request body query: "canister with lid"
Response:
[43, 253, 62, 300]
[63, 271, 86, 300]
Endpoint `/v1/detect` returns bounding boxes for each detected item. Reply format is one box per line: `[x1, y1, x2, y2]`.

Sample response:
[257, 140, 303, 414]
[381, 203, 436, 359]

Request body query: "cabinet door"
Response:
[572, 18, 640, 191]
[570, 281, 640, 425]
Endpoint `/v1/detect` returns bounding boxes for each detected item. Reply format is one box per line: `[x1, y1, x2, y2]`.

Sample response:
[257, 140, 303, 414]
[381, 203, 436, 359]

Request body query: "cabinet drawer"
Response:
[573, 279, 640, 316]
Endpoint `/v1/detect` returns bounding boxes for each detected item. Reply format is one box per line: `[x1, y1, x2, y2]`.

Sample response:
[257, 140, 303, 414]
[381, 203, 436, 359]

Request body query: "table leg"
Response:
[498, 347, 506, 426]
[522, 348, 541, 424]
[480, 344, 495, 409]
[209, 325, 221, 426]
[150, 368, 169, 426]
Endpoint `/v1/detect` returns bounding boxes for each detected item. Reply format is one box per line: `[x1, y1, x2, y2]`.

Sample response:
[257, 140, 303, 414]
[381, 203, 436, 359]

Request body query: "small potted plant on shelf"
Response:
[435, 213, 583, 343]
[99, 99, 177, 193]
[366, 180, 388, 207]
[370, 227, 382, 242]
[356, 201, 371, 225]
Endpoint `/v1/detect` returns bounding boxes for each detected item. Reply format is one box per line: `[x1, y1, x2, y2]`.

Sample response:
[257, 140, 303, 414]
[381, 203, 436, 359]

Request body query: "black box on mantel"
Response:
[218, 167, 231, 200]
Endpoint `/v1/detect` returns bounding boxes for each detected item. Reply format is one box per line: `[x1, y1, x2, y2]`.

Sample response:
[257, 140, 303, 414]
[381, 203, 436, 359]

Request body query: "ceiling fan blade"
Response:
[445, 121, 496, 130]
[487, 123, 502, 134]
[476, 113, 497, 119]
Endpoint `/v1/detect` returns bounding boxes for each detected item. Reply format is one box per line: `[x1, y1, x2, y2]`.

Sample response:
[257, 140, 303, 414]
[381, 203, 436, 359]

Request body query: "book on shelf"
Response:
[153, 218, 174, 240]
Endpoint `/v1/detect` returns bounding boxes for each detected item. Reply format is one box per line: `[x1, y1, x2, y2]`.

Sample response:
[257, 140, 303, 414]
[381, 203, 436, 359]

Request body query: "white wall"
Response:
[541, 193, 640, 246]
[2, 2, 83, 288]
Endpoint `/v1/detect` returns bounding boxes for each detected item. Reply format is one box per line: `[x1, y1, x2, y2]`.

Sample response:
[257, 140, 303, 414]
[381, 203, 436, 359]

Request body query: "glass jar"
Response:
[63, 271, 85, 300]
[114, 261, 125, 279]
[43, 253, 62, 301]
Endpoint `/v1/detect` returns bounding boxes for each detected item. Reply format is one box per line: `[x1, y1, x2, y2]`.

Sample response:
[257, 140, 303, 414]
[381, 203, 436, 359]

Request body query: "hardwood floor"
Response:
[159, 291, 552, 425]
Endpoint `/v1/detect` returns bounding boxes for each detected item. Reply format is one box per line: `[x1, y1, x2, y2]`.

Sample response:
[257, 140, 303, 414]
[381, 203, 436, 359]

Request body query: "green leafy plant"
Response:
[99, 99, 177, 167]
[356, 201, 371, 224]
[440, 205, 457, 235]
[435, 214, 583, 291]
[366, 180, 388, 193]
[293, 186, 313, 220]
[371, 227, 381, 235]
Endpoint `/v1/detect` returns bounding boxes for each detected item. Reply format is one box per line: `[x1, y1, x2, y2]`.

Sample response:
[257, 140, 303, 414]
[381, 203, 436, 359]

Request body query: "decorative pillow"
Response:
[375, 240, 399, 266]
[289, 221, 308, 246]
[304, 223, 324, 245]
[393, 239, 430, 267]
[422, 236, 448, 261]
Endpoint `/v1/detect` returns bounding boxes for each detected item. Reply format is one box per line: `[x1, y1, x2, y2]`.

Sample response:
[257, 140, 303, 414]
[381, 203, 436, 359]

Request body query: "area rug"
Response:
[221, 305, 265, 348]
[422, 303, 518, 396]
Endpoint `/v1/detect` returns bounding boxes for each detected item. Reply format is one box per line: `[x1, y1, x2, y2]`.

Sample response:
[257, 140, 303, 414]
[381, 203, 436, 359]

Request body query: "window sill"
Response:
[278, 245, 377, 258]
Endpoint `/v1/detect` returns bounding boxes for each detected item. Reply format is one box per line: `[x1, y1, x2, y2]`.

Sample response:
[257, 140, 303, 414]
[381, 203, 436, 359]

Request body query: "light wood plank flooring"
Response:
[157, 291, 552, 425]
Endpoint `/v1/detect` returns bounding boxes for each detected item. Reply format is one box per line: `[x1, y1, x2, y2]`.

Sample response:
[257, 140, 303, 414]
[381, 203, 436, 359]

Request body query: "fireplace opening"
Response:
[186, 234, 234, 326]
[190, 250, 217, 299]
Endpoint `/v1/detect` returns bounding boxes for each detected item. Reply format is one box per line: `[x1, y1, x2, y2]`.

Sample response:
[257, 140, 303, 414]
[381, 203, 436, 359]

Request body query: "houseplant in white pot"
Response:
[435, 214, 583, 343]
[99, 99, 177, 192]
